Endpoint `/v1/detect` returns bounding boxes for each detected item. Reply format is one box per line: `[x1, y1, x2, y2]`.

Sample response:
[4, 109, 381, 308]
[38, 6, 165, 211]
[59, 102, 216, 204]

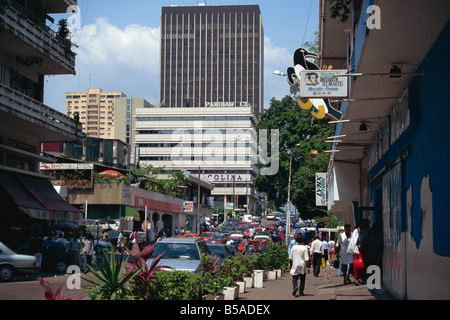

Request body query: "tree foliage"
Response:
[255, 96, 333, 220]
[132, 164, 189, 198]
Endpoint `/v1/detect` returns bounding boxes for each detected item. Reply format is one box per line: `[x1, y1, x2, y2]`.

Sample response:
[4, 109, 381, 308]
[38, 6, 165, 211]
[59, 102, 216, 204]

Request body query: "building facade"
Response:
[65, 88, 126, 138]
[135, 106, 260, 218]
[0, 0, 82, 248]
[159, 4, 264, 117]
[321, 0, 450, 299]
[114, 96, 154, 165]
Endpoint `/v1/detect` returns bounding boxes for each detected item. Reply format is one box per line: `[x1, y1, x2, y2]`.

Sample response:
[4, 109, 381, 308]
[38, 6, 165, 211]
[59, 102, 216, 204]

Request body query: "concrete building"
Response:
[0, 0, 82, 248]
[114, 96, 154, 164]
[135, 106, 259, 219]
[137, 4, 265, 219]
[159, 4, 264, 117]
[320, 0, 450, 299]
[65, 88, 126, 138]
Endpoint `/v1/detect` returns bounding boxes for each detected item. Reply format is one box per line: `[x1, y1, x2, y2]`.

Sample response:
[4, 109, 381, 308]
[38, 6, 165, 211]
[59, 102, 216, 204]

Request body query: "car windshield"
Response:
[0, 242, 14, 255]
[213, 233, 225, 240]
[208, 245, 225, 258]
[151, 243, 200, 260]
[201, 233, 214, 238]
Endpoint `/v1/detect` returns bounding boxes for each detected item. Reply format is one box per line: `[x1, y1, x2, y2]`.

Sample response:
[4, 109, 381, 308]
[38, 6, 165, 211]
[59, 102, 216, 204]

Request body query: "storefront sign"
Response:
[315, 173, 327, 206]
[207, 174, 243, 182]
[183, 201, 194, 213]
[299, 70, 348, 98]
[40, 163, 94, 170]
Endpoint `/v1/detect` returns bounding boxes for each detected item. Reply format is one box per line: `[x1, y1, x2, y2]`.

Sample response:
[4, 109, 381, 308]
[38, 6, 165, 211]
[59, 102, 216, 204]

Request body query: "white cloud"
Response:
[45, 19, 293, 113]
[262, 36, 292, 109]
[45, 18, 161, 112]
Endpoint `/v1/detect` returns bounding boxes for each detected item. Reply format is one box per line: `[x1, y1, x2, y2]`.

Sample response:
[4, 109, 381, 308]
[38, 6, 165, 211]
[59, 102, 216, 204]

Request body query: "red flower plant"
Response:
[38, 277, 84, 300]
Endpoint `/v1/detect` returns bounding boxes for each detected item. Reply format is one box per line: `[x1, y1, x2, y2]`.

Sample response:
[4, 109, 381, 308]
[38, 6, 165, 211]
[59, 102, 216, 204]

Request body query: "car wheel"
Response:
[56, 261, 68, 273]
[0, 265, 15, 282]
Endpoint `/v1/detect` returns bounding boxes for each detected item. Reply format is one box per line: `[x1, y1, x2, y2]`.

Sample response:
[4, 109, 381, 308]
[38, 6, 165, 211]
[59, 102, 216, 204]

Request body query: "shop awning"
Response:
[0, 172, 81, 221]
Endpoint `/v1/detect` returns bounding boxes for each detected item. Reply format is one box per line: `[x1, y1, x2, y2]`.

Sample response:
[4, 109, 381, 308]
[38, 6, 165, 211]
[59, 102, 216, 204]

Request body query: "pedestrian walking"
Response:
[67, 233, 80, 267]
[328, 238, 336, 263]
[117, 230, 124, 253]
[322, 238, 329, 265]
[80, 233, 93, 273]
[336, 224, 353, 284]
[310, 236, 324, 277]
[289, 235, 310, 297]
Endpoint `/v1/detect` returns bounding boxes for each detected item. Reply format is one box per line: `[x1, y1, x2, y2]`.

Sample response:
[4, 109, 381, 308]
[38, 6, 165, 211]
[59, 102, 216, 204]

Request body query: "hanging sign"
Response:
[183, 201, 194, 213]
[286, 47, 344, 120]
[315, 173, 327, 206]
[300, 70, 348, 98]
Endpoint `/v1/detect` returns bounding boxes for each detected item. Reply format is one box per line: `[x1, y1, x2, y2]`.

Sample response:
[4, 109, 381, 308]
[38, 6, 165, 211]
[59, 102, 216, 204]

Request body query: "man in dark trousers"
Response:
[309, 236, 324, 277]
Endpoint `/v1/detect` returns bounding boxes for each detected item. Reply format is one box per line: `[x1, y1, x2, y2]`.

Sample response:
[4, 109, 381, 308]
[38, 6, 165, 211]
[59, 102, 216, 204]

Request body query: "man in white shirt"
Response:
[310, 236, 324, 277]
[289, 235, 310, 297]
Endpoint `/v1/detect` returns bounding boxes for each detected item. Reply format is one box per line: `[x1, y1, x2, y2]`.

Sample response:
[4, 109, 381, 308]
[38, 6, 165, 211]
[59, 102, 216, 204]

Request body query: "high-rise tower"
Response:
[159, 5, 264, 117]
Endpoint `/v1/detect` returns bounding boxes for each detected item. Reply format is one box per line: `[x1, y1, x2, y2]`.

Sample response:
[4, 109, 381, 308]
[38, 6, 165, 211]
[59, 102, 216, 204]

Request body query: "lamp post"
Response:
[286, 143, 300, 245]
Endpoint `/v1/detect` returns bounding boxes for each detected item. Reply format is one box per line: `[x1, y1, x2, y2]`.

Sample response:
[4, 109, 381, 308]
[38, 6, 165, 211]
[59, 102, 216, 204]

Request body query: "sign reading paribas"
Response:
[205, 102, 250, 107]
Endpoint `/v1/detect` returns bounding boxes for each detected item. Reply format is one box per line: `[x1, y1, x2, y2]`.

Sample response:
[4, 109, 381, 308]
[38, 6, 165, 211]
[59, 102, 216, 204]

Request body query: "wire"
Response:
[301, 0, 314, 48]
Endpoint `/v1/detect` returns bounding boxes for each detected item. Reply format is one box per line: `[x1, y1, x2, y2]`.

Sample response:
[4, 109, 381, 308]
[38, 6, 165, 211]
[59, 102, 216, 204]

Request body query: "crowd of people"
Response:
[288, 219, 382, 297]
[29, 231, 96, 274]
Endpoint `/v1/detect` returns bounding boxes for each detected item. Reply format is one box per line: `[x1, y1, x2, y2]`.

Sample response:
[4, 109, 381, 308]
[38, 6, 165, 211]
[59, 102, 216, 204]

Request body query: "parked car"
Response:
[206, 243, 232, 263]
[200, 232, 215, 242]
[225, 244, 239, 256]
[253, 234, 271, 241]
[146, 237, 211, 273]
[207, 233, 227, 244]
[16, 240, 70, 273]
[0, 241, 36, 281]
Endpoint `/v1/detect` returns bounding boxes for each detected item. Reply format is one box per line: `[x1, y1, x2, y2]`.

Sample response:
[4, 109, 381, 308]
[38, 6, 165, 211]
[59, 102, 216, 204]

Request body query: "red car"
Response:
[209, 233, 227, 244]
[201, 232, 215, 242]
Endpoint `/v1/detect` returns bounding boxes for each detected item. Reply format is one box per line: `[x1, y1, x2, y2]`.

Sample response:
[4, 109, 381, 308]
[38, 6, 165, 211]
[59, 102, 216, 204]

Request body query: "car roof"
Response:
[157, 237, 203, 244]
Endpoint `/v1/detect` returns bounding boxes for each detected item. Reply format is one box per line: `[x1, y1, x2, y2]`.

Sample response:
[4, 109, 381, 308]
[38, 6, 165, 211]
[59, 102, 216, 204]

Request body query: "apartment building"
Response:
[0, 0, 82, 246]
[65, 88, 126, 138]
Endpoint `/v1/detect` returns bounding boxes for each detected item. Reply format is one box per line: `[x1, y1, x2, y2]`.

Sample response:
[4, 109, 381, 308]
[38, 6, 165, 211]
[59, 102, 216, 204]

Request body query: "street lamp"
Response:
[273, 70, 287, 77]
[286, 143, 300, 245]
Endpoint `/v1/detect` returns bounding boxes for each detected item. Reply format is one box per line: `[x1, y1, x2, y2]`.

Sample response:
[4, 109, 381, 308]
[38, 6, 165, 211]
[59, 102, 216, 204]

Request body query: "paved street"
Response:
[239, 263, 394, 301]
[0, 261, 393, 301]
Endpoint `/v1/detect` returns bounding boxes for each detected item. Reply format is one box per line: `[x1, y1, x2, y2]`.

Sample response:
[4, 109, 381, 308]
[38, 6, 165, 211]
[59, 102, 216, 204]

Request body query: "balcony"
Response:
[0, 1, 76, 75]
[35, 0, 78, 14]
[0, 83, 83, 143]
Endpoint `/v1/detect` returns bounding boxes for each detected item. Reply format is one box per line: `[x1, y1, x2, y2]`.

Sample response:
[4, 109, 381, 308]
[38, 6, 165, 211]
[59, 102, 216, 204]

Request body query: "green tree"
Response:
[255, 96, 332, 220]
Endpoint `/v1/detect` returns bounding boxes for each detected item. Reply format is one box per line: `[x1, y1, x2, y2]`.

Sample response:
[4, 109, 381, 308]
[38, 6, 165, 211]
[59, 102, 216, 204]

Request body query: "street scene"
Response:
[1, 0, 449, 304]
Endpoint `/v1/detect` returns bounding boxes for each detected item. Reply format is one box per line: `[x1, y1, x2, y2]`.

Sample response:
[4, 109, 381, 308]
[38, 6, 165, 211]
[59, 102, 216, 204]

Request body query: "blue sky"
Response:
[44, 0, 319, 113]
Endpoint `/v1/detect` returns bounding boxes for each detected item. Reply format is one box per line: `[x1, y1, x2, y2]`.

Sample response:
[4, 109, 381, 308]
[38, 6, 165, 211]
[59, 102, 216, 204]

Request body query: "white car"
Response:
[0, 242, 36, 281]
[266, 213, 275, 220]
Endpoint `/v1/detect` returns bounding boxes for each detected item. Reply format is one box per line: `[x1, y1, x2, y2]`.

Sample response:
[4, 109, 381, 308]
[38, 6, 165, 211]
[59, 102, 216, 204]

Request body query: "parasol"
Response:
[99, 170, 123, 177]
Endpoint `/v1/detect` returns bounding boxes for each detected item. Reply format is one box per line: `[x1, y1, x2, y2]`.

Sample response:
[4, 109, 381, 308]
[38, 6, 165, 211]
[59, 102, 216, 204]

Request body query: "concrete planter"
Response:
[243, 276, 253, 289]
[223, 286, 239, 300]
[267, 270, 277, 280]
[236, 281, 246, 294]
[253, 270, 264, 288]
[275, 269, 282, 279]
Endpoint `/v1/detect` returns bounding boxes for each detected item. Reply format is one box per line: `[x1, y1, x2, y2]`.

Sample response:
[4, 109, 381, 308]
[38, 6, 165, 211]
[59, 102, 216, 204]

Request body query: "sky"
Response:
[43, 0, 320, 114]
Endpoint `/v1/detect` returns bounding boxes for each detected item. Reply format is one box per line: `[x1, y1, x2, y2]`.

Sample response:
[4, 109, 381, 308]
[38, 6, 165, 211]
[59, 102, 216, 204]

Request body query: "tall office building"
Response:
[159, 4, 264, 117]
[137, 4, 265, 218]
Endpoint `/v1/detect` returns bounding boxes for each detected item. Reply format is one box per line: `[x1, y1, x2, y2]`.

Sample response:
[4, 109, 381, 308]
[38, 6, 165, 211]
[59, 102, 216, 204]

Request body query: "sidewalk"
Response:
[238, 264, 394, 300]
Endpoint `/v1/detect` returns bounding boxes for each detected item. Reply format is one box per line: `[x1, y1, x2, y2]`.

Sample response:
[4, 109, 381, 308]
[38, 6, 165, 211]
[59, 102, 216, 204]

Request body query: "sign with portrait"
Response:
[300, 70, 348, 98]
